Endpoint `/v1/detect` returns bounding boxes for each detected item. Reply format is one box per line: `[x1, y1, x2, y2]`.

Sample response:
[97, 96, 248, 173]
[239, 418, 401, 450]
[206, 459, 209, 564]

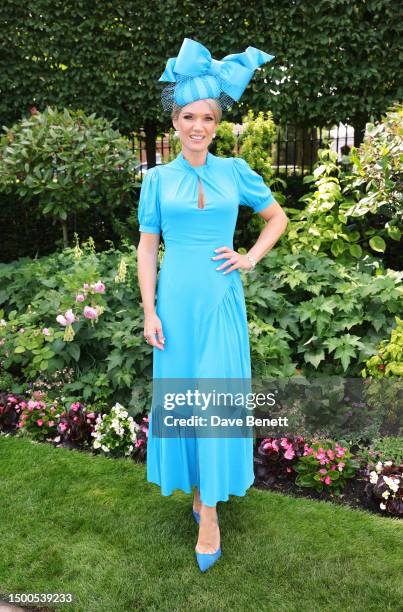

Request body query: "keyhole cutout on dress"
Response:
[197, 176, 205, 209]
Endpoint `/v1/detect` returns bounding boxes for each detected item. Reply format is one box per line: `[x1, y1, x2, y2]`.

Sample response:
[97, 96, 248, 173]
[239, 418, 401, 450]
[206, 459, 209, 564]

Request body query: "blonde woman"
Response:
[137, 38, 288, 572]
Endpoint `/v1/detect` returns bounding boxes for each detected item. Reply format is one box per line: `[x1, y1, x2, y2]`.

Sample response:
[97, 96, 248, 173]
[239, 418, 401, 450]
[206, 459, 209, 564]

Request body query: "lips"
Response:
[189, 135, 205, 141]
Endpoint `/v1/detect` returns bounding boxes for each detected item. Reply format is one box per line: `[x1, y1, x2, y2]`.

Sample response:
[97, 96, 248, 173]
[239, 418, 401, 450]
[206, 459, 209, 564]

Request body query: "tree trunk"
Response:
[352, 115, 368, 148]
[61, 219, 68, 248]
[144, 121, 157, 168]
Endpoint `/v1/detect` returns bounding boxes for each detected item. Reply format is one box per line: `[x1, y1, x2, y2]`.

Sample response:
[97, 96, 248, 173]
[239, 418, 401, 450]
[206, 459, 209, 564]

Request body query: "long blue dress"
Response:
[138, 151, 275, 506]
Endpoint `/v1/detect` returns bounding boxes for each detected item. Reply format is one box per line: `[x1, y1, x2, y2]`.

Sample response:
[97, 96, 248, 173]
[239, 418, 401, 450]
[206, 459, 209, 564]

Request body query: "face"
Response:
[173, 99, 218, 156]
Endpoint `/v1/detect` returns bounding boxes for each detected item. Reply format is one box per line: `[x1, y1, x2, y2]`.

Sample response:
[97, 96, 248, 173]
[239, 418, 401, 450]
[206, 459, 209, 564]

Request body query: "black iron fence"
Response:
[131, 123, 356, 180]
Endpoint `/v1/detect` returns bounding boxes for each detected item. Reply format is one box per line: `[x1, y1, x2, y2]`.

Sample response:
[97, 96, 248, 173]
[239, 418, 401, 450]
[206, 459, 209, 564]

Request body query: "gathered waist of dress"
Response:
[163, 241, 234, 253]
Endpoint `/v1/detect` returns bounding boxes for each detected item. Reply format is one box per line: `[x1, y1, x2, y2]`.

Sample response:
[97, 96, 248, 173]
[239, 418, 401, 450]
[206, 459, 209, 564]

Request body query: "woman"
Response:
[137, 38, 289, 572]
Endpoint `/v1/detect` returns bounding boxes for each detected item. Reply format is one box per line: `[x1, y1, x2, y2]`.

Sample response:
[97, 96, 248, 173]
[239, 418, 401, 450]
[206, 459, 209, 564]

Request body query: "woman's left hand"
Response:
[212, 246, 253, 275]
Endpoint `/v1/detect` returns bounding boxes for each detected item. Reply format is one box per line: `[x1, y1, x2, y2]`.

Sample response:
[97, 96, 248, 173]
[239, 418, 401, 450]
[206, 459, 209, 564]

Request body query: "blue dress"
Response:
[138, 151, 275, 506]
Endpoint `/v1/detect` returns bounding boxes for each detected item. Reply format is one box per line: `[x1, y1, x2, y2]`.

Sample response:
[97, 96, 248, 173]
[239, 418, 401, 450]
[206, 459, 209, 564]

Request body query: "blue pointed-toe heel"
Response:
[192, 509, 200, 524]
[196, 546, 222, 572]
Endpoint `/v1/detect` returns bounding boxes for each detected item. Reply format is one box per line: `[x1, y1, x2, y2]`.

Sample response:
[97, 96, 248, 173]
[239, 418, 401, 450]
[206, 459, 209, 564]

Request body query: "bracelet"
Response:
[245, 253, 257, 271]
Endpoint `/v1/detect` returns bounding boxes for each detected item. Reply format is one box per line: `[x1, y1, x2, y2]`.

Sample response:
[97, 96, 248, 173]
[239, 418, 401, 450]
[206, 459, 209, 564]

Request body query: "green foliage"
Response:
[214, 121, 236, 157]
[362, 316, 403, 378]
[167, 128, 181, 161]
[239, 110, 276, 184]
[243, 249, 402, 376]
[0, 2, 401, 142]
[0, 106, 137, 246]
[0, 242, 401, 417]
[359, 317, 403, 436]
[285, 106, 403, 262]
[0, 239, 152, 416]
[347, 101, 402, 247]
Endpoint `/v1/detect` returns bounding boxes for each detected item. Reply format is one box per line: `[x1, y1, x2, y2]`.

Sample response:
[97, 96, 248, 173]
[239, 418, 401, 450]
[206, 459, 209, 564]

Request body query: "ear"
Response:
[172, 118, 178, 131]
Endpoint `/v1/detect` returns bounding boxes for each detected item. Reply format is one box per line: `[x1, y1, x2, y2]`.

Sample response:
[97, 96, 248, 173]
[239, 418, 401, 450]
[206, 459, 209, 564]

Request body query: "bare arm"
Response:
[137, 233, 165, 350]
[247, 201, 289, 262]
[214, 201, 289, 273]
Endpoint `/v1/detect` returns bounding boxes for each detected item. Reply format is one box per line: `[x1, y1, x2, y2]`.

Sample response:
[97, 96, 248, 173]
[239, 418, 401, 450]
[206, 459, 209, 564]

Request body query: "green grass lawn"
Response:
[0, 436, 402, 612]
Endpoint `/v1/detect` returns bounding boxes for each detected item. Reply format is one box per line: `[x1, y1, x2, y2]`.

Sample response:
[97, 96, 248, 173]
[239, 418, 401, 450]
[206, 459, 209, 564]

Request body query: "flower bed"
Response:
[1, 391, 401, 518]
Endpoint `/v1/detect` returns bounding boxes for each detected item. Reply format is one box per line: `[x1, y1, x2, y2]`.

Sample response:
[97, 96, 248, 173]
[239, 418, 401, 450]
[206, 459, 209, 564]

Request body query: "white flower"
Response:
[93, 440, 101, 449]
[384, 461, 393, 467]
[389, 480, 399, 493]
[381, 490, 390, 499]
[375, 461, 383, 473]
[369, 471, 379, 484]
[101, 444, 110, 452]
[380, 502, 386, 510]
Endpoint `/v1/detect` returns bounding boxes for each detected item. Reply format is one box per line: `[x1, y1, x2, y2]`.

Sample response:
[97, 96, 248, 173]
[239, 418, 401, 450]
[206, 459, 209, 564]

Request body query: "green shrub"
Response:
[0, 106, 138, 247]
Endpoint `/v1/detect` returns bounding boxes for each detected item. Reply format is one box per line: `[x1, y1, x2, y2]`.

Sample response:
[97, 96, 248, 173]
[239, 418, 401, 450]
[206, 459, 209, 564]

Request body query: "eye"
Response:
[183, 114, 193, 119]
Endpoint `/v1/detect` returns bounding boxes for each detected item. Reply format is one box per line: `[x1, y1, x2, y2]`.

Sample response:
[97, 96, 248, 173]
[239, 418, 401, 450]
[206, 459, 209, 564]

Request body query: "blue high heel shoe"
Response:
[192, 509, 200, 524]
[195, 546, 222, 572]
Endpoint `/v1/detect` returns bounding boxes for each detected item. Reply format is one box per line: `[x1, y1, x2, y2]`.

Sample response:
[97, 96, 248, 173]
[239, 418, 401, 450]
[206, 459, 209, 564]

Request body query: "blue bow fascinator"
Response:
[159, 38, 275, 111]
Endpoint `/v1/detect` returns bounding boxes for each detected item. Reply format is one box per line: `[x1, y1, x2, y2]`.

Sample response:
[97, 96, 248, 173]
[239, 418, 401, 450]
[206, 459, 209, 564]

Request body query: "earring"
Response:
[213, 133, 216, 138]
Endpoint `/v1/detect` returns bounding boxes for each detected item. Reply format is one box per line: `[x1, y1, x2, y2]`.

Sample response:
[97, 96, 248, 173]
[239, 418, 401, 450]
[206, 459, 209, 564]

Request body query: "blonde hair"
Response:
[171, 98, 222, 124]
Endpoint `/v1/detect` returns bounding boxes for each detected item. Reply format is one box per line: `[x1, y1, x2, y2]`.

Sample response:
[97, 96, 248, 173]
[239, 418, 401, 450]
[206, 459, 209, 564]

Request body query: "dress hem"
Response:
[147, 477, 255, 505]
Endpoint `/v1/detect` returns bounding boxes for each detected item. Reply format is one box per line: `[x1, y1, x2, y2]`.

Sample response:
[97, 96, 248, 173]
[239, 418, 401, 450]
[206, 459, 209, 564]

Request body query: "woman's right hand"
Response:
[144, 312, 165, 350]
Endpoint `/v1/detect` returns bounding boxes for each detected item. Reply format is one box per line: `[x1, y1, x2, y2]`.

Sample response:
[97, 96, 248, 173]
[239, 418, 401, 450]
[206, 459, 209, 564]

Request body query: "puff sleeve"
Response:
[233, 157, 275, 213]
[137, 167, 161, 234]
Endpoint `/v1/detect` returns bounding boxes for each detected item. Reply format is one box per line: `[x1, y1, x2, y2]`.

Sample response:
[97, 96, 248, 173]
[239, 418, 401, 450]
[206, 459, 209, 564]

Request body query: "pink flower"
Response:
[73, 416, 79, 422]
[59, 422, 68, 432]
[20, 401, 27, 409]
[48, 420, 55, 427]
[284, 447, 295, 460]
[271, 440, 279, 452]
[83, 283, 90, 289]
[319, 468, 327, 475]
[338, 462, 345, 471]
[17, 421, 24, 428]
[262, 441, 272, 451]
[56, 314, 67, 326]
[280, 438, 289, 448]
[93, 281, 105, 294]
[7, 395, 17, 404]
[64, 309, 75, 324]
[286, 467, 292, 473]
[37, 419, 43, 427]
[327, 449, 335, 460]
[42, 328, 50, 336]
[83, 306, 98, 320]
[75, 294, 85, 302]
[135, 439, 145, 448]
[86, 412, 96, 419]
[324, 476, 331, 485]
[71, 402, 81, 411]
[330, 465, 337, 471]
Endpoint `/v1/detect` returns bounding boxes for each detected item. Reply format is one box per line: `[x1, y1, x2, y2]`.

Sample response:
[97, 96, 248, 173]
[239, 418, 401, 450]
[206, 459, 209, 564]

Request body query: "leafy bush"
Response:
[239, 110, 276, 185]
[213, 121, 237, 157]
[348, 102, 402, 248]
[294, 440, 358, 494]
[365, 459, 402, 515]
[359, 317, 403, 436]
[0, 238, 151, 415]
[361, 316, 403, 377]
[285, 104, 403, 262]
[0, 241, 401, 419]
[244, 249, 402, 376]
[0, 106, 137, 247]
